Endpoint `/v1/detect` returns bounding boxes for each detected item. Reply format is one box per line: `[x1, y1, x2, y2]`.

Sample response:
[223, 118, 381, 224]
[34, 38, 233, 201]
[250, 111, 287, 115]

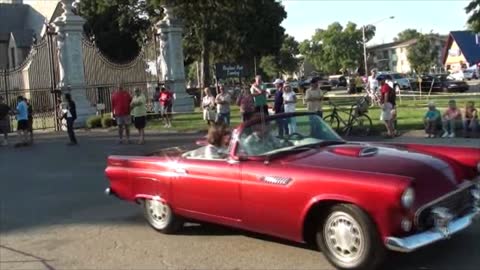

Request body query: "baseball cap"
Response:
[273, 78, 284, 85]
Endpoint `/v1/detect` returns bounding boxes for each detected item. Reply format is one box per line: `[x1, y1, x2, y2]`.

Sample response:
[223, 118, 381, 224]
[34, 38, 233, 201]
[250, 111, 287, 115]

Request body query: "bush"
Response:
[86, 115, 102, 129]
[101, 115, 115, 128]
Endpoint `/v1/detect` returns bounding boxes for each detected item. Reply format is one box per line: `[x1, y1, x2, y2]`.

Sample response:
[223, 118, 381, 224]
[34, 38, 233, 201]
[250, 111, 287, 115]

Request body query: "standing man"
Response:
[153, 86, 161, 118]
[111, 83, 132, 144]
[25, 98, 34, 144]
[131, 88, 147, 144]
[368, 69, 378, 93]
[273, 78, 288, 137]
[0, 96, 12, 146]
[215, 84, 231, 126]
[159, 86, 173, 128]
[14, 96, 30, 147]
[250, 75, 268, 115]
[63, 93, 78, 145]
[304, 77, 325, 117]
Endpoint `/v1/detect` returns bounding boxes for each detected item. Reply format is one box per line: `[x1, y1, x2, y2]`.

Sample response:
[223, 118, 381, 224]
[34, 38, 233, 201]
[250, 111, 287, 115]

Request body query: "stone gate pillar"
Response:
[155, 6, 194, 113]
[53, 0, 95, 127]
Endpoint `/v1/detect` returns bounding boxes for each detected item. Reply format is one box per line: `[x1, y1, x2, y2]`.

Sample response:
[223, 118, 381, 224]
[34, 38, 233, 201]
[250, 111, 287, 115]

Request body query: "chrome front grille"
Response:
[415, 183, 475, 229]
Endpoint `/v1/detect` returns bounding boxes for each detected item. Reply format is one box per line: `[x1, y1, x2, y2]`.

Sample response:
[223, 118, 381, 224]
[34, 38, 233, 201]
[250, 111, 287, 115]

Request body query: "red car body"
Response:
[105, 112, 480, 270]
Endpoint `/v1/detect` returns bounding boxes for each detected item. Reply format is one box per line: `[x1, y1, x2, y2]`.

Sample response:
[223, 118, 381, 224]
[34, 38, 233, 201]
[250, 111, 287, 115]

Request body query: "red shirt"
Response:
[112, 90, 132, 116]
[159, 90, 173, 105]
[380, 83, 391, 104]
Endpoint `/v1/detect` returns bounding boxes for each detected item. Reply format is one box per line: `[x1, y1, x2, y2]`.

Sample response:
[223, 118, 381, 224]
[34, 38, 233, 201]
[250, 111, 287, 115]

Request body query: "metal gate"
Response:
[0, 28, 61, 131]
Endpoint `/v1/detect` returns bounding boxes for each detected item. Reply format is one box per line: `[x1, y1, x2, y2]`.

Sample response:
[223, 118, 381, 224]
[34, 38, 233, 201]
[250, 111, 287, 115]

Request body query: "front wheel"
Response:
[143, 198, 183, 234]
[316, 204, 385, 270]
[347, 114, 373, 137]
[323, 114, 341, 133]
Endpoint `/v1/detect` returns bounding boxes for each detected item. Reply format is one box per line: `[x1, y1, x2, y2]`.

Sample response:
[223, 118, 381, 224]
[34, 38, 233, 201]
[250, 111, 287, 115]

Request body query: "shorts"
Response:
[134, 116, 146, 129]
[162, 103, 173, 114]
[17, 119, 29, 131]
[115, 115, 131, 126]
[0, 119, 10, 133]
[380, 102, 393, 121]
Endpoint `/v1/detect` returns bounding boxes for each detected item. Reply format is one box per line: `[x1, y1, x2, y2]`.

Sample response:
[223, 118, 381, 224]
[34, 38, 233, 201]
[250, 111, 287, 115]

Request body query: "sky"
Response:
[280, 0, 472, 45]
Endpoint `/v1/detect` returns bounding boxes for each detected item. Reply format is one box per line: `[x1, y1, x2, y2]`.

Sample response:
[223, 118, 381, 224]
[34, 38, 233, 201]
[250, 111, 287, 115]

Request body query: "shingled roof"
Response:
[442, 31, 480, 66]
[0, 3, 35, 47]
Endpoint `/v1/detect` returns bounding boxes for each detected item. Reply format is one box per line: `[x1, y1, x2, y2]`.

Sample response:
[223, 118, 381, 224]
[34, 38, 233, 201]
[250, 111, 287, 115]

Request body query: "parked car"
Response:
[464, 68, 479, 80]
[300, 77, 333, 91]
[264, 83, 277, 97]
[328, 75, 348, 88]
[418, 74, 470, 93]
[105, 112, 480, 270]
[377, 72, 411, 91]
[448, 70, 465, 81]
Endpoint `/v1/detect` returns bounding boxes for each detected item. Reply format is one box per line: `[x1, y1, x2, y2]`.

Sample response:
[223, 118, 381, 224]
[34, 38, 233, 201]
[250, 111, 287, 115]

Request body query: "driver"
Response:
[243, 121, 285, 155]
[205, 124, 231, 159]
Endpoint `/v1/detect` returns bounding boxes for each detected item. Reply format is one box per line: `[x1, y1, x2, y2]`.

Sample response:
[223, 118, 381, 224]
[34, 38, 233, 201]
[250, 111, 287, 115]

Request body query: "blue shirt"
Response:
[16, 101, 28, 121]
[273, 90, 284, 113]
[425, 109, 440, 120]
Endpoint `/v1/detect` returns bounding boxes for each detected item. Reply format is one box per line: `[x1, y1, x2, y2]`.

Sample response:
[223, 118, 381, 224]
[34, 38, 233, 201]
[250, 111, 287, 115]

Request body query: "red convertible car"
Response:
[105, 112, 480, 270]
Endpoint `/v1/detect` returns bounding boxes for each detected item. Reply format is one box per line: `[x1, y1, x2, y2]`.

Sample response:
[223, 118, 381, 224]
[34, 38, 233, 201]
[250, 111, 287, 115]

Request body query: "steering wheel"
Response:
[287, 132, 304, 140]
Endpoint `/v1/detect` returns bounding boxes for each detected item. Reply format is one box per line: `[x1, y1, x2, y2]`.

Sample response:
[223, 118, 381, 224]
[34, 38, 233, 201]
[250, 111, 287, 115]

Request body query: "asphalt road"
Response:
[0, 131, 479, 270]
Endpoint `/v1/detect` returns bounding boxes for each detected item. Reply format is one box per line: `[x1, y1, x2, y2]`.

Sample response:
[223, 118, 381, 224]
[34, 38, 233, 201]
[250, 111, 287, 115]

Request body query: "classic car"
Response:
[105, 112, 480, 270]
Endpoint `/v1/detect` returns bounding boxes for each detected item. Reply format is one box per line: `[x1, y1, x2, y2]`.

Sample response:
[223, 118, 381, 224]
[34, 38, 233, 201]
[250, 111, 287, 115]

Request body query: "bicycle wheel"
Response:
[348, 114, 373, 137]
[323, 114, 341, 133]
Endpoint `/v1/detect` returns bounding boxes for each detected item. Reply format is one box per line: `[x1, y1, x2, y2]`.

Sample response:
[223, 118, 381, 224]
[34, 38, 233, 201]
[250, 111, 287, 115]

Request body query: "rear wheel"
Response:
[347, 114, 373, 137]
[316, 204, 385, 270]
[143, 198, 183, 234]
[323, 114, 341, 133]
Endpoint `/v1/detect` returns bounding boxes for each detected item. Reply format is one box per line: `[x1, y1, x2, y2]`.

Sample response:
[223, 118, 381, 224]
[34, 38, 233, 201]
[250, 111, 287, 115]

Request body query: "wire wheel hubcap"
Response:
[324, 211, 366, 266]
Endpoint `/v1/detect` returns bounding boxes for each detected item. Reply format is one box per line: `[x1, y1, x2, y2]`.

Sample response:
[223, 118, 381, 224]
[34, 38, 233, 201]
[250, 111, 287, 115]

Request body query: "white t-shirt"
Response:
[283, 92, 296, 112]
[368, 76, 378, 92]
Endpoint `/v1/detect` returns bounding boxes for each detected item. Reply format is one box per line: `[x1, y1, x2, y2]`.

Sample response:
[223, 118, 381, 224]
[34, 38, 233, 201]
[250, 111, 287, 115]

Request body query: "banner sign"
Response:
[215, 63, 245, 79]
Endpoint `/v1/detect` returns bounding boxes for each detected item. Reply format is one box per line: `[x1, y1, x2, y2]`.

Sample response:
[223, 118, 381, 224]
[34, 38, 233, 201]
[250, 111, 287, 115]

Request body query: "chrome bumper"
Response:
[385, 209, 480, 252]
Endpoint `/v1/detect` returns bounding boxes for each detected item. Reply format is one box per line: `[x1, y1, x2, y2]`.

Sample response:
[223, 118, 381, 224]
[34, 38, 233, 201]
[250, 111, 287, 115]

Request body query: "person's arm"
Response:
[304, 89, 311, 101]
[251, 84, 263, 96]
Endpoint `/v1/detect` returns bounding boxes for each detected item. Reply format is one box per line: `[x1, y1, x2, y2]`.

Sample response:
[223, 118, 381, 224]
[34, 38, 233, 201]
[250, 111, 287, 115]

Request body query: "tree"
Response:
[259, 35, 300, 78]
[79, 0, 150, 62]
[298, 22, 375, 74]
[394, 29, 421, 42]
[466, 0, 480, 33]
[407, 34, 438, 74]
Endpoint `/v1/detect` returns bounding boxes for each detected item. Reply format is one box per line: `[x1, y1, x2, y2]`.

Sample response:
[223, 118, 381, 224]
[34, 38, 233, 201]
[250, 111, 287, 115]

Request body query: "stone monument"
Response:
[53, 0, 95, 127]
[155, 5, 193, 113]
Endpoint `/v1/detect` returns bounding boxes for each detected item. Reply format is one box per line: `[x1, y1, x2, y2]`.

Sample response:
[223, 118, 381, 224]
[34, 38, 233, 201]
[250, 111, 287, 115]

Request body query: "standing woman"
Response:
[236, 88, 255, 122]
[130, 88, 147, 144]
[283, 84, 297, 133]
[64, 93, 78, 145]
[202, 87, 216, 126]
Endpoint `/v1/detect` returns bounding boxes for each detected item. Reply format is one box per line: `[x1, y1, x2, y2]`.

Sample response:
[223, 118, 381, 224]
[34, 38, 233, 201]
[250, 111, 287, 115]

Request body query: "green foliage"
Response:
[78, 0, 150, 62]
[259, 35, 300, 78]
[299, 22, 375, 74]
[394, 29, 422, 42]
[101, 115, 115, 128]
[407, 35, 438, 74]
[86, 115, 102, 129]
[466, 0, 480, 33]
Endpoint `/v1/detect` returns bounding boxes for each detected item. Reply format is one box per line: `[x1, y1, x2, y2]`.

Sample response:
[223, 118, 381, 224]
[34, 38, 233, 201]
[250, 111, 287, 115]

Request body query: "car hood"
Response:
[281, 143, 460, 204]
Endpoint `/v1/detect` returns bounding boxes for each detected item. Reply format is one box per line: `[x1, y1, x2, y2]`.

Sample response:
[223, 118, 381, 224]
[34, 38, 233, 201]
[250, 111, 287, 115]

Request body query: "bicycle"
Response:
[323, 95, 373, 137]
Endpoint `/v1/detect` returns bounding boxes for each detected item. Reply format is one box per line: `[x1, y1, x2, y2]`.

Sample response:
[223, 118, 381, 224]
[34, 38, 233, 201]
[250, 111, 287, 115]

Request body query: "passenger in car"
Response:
[205, 124, 231, 159]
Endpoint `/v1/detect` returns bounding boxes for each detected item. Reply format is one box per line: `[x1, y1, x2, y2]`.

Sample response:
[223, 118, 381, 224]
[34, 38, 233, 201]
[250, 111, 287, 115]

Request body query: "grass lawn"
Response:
[147, 94, 480, 134]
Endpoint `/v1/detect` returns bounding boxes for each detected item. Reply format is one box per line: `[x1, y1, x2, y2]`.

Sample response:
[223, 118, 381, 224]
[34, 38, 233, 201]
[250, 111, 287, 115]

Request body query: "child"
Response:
[464, 101, 478, 138]
[442, 100, 462, 138]
[424, 101, 441, 138]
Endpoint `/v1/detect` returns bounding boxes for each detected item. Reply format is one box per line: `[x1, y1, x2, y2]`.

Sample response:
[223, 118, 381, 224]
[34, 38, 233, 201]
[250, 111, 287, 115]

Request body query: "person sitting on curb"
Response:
[463, 100, 478, 138]
[441, 99, 462, 138]
[424, 101, 441, 138]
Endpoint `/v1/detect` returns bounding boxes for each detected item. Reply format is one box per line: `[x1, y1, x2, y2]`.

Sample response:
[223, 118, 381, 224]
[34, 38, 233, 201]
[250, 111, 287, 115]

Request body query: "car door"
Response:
[171, 156, 242, 224]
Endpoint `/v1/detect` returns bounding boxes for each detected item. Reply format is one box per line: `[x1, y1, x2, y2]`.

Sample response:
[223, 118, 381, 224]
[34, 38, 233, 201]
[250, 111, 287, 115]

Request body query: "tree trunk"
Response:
[200, 39, 211, 89]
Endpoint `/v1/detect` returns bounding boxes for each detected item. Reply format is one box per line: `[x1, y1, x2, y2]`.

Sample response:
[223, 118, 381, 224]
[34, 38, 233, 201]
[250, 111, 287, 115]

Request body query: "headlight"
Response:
[401, 187, 415, 209]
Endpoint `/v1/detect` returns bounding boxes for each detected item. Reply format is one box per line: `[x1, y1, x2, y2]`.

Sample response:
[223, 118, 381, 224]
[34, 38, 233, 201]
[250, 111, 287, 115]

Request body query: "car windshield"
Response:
[237, 114, 344, 157]
[391, 73, 404, 79]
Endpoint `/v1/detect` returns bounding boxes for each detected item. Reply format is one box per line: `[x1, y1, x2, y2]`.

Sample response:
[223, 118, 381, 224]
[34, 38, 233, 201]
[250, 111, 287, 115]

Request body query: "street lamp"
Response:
[362, 16, 394, 75]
